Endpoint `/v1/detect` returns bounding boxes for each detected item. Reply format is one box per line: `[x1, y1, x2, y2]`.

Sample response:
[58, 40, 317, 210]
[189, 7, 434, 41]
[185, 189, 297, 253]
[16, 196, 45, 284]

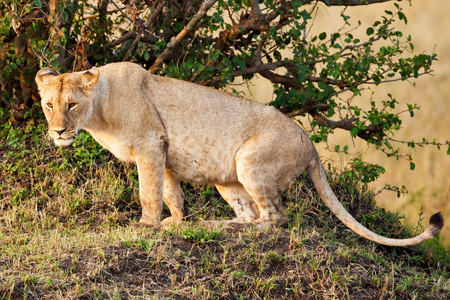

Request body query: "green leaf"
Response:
[366, 27, 374, 36]
[34, 0, 42, 8]
[398, 12, 407, 24]
[350, 127, 359, 137]
[410, 162, 415, 170]
[274, 50, 282, 61]
[319, 32, 327, 41]
[343, 145, 349, 154]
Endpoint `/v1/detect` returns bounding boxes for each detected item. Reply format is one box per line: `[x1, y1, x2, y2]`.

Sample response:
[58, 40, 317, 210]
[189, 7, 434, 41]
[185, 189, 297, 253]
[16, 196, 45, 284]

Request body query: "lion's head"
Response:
[35, 68, 100, 146]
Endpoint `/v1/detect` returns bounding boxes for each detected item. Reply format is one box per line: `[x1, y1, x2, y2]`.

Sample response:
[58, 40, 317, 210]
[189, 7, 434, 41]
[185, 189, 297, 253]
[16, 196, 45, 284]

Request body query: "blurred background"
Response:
[239, 1, 450, 247]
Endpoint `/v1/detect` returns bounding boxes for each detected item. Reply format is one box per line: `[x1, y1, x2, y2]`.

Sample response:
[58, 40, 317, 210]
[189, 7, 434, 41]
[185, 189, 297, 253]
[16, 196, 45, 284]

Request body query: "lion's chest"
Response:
[89, 131, 136, 162]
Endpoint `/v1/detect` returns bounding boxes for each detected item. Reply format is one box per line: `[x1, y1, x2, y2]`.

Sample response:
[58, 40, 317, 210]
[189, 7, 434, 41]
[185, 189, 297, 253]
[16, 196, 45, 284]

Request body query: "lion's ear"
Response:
[35, 68, 56, 90]
[77, 67, 100, 90]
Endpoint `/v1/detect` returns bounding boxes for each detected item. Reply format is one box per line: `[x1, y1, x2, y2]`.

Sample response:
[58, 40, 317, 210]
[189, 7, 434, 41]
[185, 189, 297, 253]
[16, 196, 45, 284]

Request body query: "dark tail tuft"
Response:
[429, 212, 444, 236]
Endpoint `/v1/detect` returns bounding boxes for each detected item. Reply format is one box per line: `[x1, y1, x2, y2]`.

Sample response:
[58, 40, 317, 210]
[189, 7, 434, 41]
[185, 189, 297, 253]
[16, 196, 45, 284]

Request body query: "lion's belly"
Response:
[166, 143, 238, 184]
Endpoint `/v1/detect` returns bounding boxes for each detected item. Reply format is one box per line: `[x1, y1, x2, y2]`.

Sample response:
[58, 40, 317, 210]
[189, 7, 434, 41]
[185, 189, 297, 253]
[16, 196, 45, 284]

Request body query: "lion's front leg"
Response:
[161, 169, 185, 226]
[135, 149, 166, 227]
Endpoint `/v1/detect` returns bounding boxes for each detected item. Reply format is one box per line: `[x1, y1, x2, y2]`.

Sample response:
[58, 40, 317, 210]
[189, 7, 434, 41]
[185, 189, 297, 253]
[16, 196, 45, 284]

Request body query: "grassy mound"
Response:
[0, 115, 449, 299]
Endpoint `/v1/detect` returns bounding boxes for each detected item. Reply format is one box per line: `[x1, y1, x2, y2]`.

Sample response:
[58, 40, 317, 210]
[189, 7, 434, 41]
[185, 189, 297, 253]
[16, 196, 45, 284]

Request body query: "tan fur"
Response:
[35, 62, 443, 246]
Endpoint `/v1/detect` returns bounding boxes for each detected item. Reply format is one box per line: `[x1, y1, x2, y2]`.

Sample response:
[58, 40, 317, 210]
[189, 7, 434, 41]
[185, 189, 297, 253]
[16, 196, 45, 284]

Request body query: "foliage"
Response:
[0, 0, 448, 161]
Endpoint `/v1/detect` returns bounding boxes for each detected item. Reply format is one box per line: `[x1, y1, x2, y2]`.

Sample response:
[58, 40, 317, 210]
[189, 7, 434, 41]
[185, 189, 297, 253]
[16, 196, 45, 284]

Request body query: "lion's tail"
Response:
[307, 153, 444, 247]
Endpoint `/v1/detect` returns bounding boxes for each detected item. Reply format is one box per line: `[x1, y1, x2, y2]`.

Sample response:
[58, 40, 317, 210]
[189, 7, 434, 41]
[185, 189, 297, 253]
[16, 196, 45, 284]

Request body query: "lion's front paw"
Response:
[136, 216, 160, 229]
[161, 216, 180, 225]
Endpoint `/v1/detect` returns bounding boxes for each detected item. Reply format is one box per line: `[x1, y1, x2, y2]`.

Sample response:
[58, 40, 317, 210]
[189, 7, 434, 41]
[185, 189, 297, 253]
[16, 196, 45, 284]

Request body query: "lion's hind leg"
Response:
[216, 182, 260, 222]
[237, 178, 288, 230]
[235, 135, 292, 230]
[198, 183, 259, 231]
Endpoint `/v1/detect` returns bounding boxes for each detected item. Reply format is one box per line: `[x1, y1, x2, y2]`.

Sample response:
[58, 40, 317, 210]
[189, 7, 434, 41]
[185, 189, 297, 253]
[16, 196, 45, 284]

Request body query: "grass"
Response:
[1, 111, 449, 299]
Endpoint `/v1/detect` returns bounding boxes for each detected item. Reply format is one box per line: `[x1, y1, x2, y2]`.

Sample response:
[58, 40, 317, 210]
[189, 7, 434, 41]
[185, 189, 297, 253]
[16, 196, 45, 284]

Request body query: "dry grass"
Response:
[1, 117, 449, 299]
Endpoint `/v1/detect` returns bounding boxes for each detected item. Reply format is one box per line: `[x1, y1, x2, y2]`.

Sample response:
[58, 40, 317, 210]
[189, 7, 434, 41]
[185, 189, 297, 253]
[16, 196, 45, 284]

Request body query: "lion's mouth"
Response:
[53, 137, 75, 147]
[50, 132, 76, 147]
[49, 128, 77, 147]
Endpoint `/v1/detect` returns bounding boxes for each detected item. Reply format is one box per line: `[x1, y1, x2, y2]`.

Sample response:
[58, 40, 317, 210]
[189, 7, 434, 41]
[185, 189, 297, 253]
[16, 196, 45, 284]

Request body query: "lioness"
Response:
[36, 62, 443, 246]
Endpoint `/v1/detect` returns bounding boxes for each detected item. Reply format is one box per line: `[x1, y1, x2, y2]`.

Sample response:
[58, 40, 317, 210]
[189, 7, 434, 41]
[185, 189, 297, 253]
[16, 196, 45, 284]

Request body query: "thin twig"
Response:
[0, 92, 25, 111]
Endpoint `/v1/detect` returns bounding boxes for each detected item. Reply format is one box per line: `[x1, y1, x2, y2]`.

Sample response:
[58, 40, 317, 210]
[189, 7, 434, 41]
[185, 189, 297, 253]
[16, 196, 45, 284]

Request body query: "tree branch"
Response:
[120, 0, 148, 61]
[73, 25, 91, 72]
[309, 110, 384, 141]
[212, 3, 279, 53]
[318, 0, 397, 6]
[306, 75, 351, 89]
[205, 61, 284, 86]
[148, 0, 219, 74]
[97, 0, 109, 46]
[0, 92, 26, 111]
[258, 69, 305, 92]
[285, 104, 329, 118]
[250, 0, 263, 18]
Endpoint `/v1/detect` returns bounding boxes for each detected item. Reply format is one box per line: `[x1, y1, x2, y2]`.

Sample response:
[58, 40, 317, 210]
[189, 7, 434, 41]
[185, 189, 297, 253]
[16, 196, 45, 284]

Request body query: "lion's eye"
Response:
[47, 103, 53, 109]
[68, 103, 77, 109]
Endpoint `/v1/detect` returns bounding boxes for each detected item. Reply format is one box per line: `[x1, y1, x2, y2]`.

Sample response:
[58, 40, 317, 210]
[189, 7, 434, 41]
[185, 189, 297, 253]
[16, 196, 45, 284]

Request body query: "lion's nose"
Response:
[54, 128, 67, 136]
